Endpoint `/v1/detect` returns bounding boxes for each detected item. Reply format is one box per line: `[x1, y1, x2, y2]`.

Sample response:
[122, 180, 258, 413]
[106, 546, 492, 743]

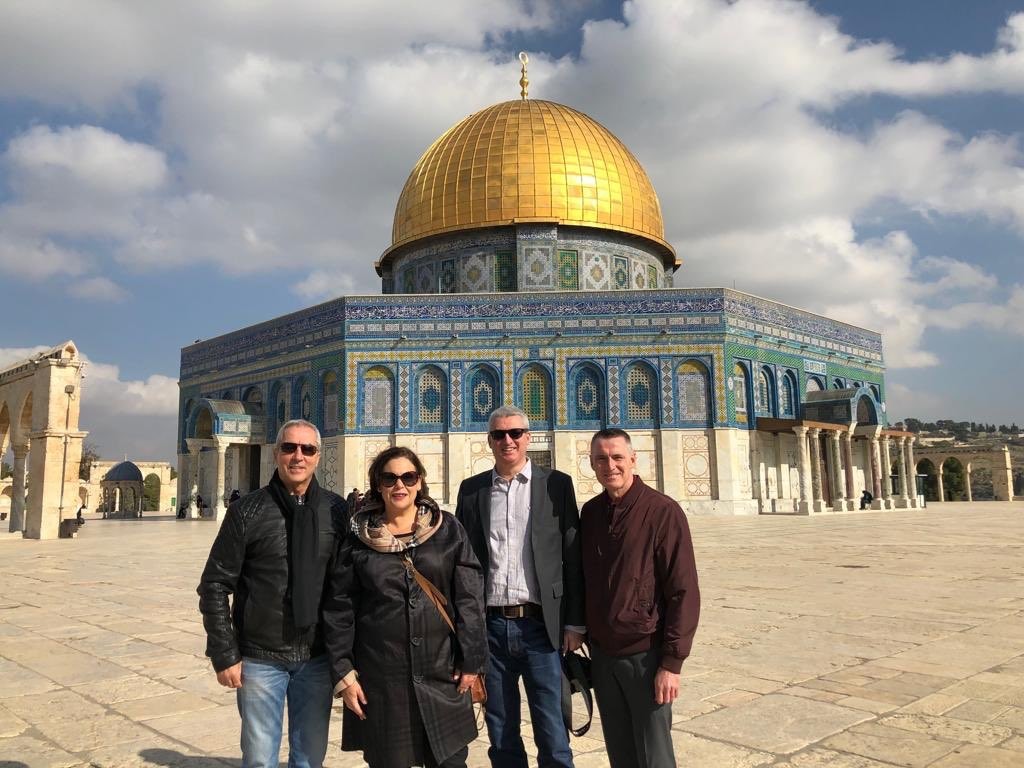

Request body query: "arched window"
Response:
[624, 362, 658, 426]
[519, 364, 552, 429]
[733, 363, 749, 424]
[268, 382, 286, 440]
[676, 360, 710, 424]
[297, 379, 312, 421]
[755, 368, 774, 416]
[806, 376, 823, 393]
[415, 365, 447, 430]
[243, 386, 263, 414]
[322, 371, 338, 431]
[466, 365, 499, 428]
[569, 363, 605, 427]
[832, 378, 845, 389]
[780, 372, 797, 417]
[856, 395, 877, 425]
[870, 384, 881, 402]
[194, 407, 214, 439]
[363, 367, 394, 430]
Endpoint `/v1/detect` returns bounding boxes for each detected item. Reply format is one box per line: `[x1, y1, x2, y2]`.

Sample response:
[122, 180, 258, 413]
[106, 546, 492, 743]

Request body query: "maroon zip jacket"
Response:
[581, 476, 700, 673]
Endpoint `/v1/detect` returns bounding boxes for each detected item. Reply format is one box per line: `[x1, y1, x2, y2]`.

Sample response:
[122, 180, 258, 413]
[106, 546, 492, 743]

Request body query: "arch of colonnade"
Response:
[914, 445, 1016, 502]
[0, 342, 88, 539]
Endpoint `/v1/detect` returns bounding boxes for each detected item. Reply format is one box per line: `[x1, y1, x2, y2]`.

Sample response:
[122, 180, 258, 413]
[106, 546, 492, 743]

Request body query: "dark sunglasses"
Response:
[278, 442, 319, 457]
[381, 471, 420, 488]
[489, 428, 528, 441]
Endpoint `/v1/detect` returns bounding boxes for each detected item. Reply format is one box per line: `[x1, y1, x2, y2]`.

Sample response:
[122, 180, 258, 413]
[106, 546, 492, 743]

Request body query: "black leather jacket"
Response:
[197, 486, 347, 672]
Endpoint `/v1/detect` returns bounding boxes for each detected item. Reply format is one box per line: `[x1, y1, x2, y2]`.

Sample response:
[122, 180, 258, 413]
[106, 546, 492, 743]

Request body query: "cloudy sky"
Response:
[1, 0, 1022, 465]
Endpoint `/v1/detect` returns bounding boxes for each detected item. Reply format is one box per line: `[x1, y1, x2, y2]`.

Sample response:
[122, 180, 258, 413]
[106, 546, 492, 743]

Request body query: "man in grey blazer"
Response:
[456, 406, 585, 768]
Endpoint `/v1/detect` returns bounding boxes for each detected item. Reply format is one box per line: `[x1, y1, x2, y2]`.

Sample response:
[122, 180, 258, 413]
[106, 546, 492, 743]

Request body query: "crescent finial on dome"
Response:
[519, 52, 529, 100]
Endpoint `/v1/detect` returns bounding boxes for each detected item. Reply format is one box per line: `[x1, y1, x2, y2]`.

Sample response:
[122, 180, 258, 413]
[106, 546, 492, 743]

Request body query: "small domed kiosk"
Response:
[100, 461, 144, 518]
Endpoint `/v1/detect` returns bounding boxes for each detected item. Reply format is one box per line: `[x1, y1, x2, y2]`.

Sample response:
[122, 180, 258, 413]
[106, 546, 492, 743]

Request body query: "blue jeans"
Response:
[484, 614, 573, 768]
[236, 655, 332, 768]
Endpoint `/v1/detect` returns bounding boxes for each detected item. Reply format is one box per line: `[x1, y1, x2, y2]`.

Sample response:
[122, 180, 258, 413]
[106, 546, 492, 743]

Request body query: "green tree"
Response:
[942, 460, 966, 501]
[143, 474, 161, 511]
[79, 442, 101, 480]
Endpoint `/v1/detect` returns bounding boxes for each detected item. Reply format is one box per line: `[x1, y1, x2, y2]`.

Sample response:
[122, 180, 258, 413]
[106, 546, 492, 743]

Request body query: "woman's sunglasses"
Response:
[278, 442, 319, 457]
[380, 471, 420, 488]
[488, 428, 528, 441]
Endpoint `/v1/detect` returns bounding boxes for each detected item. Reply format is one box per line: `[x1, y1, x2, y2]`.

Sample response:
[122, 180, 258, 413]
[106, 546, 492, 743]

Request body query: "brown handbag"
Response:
[401, 554, 487, 705]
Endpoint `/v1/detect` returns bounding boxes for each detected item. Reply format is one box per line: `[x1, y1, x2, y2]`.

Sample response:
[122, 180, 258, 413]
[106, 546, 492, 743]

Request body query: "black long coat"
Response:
[322, 512, 486, 768]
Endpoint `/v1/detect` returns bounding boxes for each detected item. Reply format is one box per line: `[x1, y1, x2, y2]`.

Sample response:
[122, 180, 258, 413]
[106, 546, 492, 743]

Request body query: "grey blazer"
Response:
[455, 463, 585, 650]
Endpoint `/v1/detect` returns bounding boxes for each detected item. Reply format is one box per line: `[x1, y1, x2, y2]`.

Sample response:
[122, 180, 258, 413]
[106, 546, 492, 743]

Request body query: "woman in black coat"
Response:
[323, 446, 486, 768]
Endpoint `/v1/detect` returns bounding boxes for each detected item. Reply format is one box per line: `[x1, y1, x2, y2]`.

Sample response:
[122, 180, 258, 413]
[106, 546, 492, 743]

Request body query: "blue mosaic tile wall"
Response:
[178, 286, 887, 442]
[385, 224, 668, 296]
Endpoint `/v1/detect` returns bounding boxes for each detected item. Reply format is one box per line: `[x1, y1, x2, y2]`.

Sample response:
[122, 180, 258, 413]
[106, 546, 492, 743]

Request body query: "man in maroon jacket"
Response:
[581, 428, 700, 768]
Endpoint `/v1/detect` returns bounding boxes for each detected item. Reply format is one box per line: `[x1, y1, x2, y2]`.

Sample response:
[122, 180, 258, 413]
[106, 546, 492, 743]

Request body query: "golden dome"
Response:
[380, 99, 676, 271]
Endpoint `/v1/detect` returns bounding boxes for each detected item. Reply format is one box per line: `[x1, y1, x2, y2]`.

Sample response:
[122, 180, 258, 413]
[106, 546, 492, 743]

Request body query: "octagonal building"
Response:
[177, 87, 919, 518]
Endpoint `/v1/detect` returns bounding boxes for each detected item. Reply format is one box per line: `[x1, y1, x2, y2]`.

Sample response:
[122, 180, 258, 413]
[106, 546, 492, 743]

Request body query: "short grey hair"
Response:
[274, 419, 321, 450]
[591, 428, 632, 448]
[488, 406, 530, 431]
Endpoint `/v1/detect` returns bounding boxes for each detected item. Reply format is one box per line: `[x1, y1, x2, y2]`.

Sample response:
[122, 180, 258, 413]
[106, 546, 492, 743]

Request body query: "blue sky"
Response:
[1, 0, 1022, 464]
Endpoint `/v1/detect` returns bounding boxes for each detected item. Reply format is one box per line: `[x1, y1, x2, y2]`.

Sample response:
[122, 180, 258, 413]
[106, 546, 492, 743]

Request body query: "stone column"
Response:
[936, 461, 946, 503]
[881, 437, 893, 508]
[214, 440, 229, 521]
[896, 437, 911, 508]
[794, 426, 812, 514]
[808, 428, 826, 513]
[869, 435, 883, 507]
[906, 437, 918, 507]
[842, 431, 855, 504]
[186, 441, 202, 518]
[114, 486, 121, 514]
[829, 430, 846, 511]
[965, 464, 973, 502]
[8, 444, 28, 533]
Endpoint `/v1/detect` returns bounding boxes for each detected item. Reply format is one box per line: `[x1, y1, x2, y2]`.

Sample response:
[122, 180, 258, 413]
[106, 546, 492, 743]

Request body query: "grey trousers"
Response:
[591, 644, 676, 768]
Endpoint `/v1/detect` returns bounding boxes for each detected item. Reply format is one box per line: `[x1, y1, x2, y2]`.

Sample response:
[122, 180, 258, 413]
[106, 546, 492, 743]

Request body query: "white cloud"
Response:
[68, 276, 129, 302]
[926, 284, 1024, 336]
[292, 269, 358, 301]
[79, 359, 178, 417]
[0, 235, 89, 280]
[6, 124, 167, 196]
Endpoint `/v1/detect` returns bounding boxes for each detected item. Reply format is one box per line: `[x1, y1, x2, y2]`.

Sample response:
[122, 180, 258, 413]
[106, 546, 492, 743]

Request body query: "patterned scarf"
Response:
[352, 495, 444, 553]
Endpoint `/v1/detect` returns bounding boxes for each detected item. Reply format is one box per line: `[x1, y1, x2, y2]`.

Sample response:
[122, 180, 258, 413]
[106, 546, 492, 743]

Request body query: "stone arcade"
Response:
[0, 342, 86, 539]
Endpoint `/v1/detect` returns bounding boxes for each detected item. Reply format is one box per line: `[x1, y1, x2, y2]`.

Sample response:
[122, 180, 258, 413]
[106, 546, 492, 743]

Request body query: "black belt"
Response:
[488, 603, 542, 619]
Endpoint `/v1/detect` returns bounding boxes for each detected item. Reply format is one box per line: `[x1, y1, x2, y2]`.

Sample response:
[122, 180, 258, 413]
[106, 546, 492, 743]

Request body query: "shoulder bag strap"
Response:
[401, 553, 455, 633]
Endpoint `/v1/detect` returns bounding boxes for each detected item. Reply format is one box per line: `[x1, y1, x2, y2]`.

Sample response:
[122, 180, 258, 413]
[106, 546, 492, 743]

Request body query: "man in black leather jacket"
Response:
[197, 419, 347, 768]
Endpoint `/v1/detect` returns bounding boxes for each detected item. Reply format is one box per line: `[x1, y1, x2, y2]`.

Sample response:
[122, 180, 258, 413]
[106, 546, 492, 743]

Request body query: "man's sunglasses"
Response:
[489, 428, 529, 441]
[278, 442, 319, 457]
[381, 471, 420, 488]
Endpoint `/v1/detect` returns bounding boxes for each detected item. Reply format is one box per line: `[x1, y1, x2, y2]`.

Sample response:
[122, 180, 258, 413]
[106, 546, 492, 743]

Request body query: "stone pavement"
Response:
[1, 502, 1023, 767]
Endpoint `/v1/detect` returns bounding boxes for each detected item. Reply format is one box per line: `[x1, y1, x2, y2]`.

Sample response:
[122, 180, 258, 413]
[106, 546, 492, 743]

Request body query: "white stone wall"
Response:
[179, 427, 764, 516]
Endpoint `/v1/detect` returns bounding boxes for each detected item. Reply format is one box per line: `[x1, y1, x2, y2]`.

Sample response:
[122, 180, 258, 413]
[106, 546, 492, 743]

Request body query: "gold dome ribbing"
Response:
[381, 99, 675, 268]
